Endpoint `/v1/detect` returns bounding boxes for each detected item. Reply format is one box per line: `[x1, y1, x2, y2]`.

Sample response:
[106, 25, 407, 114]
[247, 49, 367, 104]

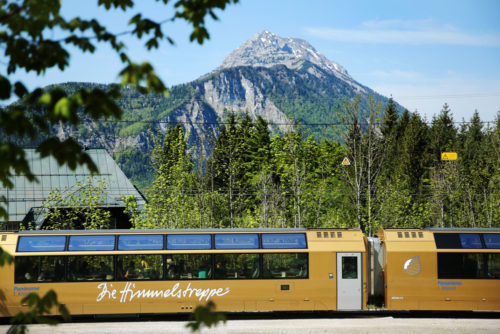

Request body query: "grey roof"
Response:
[1, 149, 145, 224]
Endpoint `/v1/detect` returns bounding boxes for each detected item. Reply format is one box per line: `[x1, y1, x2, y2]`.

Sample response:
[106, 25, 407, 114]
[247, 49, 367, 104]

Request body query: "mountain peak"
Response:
[217, 30, 350, 79]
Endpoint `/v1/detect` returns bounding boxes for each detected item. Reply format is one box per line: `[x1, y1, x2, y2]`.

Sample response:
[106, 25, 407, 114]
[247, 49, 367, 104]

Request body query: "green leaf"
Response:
[186, 301, 226, 332]
[0, 75, 12, 99]
[0, 247, 14, 266]
[53, 97, 73, 121]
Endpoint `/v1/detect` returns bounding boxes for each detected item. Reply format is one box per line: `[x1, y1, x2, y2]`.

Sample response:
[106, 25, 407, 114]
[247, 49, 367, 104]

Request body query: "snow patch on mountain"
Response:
[216, 30, 366, 93]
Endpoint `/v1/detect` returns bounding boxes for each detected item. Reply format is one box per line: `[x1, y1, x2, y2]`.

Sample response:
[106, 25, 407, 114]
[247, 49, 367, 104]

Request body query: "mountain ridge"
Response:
[11, 31, 402, 187]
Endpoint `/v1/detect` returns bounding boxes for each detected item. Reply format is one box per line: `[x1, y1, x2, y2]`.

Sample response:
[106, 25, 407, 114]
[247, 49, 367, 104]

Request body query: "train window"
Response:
[437, 253, 500, 279]
[15, 256, 66, 283]
[418, 232, 424, 238]
[411, 232, 416, 238]
[459, 234, 482, 249]
[330, 232, 336, 238]
[484, 234, 500, 249]
[214, 234, 259, 249]
[37, 256, 65, 282]
[262, 253, 308, 279]
[17, 236, 66, 252]
[166, 234, 211, 250]
[118, 235, 163, 250]
[488, 254, 500, 278]
[404, 232, 410, 238]
[397, 232, 403, 238]
[342, 256, 358, 279]
[67, 255, 114, 281]
[438, 253, 479, 279]
[262, 233, 307, 249]
[68, 235, 115, 251]
[166, 254, 212, 280]
[117, 254, 163, 280]
[15, 256, 39, 283]
[214, 254, 260, 279]
[434, 233, 462, 249]
[317, 232, 322, 238]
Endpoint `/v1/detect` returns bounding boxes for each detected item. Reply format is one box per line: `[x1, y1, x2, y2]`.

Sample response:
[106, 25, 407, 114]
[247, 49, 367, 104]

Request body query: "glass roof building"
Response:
[1, 149, 146, 230]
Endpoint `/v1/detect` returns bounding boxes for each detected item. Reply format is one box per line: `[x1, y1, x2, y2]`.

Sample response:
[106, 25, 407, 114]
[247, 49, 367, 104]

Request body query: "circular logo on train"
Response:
[403, 256, 421, 276]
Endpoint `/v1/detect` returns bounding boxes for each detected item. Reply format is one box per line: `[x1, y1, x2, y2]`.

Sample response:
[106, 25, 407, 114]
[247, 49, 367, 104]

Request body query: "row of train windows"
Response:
[14, 253, 308, 283]
[437, 253, 500, 279]
[16, 233, 307, 252]
[434, 233, 500, 249]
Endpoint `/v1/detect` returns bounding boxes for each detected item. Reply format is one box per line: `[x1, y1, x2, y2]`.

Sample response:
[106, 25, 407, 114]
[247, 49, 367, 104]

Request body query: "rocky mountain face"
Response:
[28, 31, 398, 186]
[217, 30, 362, 92]
[154, 31, 389, 146]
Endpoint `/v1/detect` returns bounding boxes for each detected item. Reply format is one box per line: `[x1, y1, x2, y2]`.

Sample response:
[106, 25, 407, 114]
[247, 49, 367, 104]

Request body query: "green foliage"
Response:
[0, 0, 239, 221]
[138, 112, 351, 230]
[0, 247, 14, 266]
[0, 249, 69, 334]
[186, 301, 226, 332]
[136, 125, 199, 229]
[0, 1, 239, 331]
[122, 194, 143, 228]
[9, 290, 70, 334]
[118, 122, 149, 137]
[114, 147, 154, 190]
[40, 176, 112, 230]
[114, 99, 500, 231]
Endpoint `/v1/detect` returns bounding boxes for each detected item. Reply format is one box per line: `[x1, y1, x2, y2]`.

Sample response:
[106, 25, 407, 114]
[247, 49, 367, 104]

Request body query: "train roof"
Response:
[379, 228, 500, 252]
[1, 228, 367, 254]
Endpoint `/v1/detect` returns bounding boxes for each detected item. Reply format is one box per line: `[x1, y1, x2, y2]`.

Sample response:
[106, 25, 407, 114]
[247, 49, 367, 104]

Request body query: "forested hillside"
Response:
[15, 65, 397, 190]
[126, 100, 500, 234]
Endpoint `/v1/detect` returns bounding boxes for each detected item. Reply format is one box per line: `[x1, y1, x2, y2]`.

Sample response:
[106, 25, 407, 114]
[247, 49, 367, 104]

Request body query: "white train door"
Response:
[337, 252, 362, 310]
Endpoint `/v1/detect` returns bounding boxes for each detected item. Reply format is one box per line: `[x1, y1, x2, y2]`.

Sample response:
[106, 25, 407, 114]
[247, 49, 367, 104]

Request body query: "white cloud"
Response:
[305, 20, 500, 46]
[361, 18, 437, 30]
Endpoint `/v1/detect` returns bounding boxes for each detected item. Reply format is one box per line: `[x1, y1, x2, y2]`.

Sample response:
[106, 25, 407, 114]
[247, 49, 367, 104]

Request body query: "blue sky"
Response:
[8, 0, 500, 123]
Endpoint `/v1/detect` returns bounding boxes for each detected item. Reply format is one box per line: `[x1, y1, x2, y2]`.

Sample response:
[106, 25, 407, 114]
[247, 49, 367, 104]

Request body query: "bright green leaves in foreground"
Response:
[186, 301, 227, 332]
[0, 1, 237, 331]
[0, 0, 239, 221]
[9, 291, 71, 334]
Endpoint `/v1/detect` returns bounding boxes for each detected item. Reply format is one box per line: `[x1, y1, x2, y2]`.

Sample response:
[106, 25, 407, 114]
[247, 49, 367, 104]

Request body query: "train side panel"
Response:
[381, 229, 500, 311]
[1, 229, 367, 317]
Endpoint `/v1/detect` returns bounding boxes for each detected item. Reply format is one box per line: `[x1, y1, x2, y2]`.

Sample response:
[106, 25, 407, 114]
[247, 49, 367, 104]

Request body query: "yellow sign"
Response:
[441, 152, 458, 161]
[342, 157, 351, 166]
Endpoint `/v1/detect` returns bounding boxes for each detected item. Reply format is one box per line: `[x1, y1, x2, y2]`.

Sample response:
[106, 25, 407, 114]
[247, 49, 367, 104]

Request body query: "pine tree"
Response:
[429, 103, 457, 163]
[428, 104, 458, 227]
[145, 125, 196, 228]
[381, 97, 398, 138]
[342, 98, 366, 231]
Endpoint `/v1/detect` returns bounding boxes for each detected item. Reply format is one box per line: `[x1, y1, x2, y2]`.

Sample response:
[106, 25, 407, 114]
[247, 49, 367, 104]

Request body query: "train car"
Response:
[0, 229, 368, 317]
[380, 228, 500, 311]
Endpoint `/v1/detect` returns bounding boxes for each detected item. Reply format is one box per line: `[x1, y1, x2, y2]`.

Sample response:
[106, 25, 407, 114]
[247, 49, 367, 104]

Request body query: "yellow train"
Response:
[0, 228, 498, 317]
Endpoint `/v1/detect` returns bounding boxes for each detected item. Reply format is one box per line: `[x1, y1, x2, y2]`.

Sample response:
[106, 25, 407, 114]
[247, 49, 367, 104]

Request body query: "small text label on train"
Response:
[13, 286, 40, 297]
[437, 281, 462, 290]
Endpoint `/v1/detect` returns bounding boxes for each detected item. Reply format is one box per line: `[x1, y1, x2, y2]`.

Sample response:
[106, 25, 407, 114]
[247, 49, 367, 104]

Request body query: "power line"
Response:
[92, 118, 498, 127]
[393, 92, 500, 100]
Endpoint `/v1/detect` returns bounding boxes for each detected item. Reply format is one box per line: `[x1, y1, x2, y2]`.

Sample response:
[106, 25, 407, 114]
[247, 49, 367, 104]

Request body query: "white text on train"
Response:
[96, 282, 231, 303]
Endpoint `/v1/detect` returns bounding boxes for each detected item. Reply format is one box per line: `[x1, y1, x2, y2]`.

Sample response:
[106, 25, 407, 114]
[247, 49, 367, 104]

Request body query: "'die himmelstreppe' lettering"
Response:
[96, 282, 230, 303]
